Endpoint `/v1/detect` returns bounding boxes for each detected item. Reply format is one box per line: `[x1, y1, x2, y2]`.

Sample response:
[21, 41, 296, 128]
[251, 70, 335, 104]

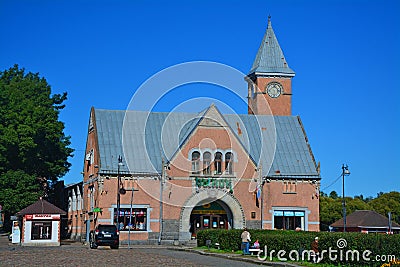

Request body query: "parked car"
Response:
[90, 224, 119, 249]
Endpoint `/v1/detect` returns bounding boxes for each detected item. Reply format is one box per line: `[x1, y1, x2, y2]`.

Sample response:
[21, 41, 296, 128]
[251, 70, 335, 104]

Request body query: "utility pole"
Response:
[342, 164, 350, 232]
[127, 180, 139, 249]
[158, 159, 167, 245]
[116, 155, 123, 228]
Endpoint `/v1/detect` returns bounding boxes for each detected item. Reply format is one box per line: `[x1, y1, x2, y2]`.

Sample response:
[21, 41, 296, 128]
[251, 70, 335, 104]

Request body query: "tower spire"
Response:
[248, 16, 295, 77]
[246, 17, 295, 116]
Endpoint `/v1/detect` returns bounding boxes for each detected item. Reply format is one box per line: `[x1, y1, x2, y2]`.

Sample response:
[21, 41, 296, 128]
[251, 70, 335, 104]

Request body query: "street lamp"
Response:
[342, 164, 350, 232]
[127, 183, 139, 249]
[116, 155, 123, 229]
[158, 160, 168, 245]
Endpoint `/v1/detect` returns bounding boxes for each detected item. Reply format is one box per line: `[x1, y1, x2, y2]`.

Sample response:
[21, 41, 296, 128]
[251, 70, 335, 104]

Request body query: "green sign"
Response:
[195, 177, 233, 193]
[93, 207, 102, 213]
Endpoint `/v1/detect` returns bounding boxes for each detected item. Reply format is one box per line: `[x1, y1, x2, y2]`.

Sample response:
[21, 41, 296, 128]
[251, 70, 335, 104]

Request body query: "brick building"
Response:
[80, 17, 321, 244]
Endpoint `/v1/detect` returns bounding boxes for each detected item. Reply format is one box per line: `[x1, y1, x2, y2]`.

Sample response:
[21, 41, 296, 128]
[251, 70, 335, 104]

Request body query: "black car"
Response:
[90, 224, 119, 249]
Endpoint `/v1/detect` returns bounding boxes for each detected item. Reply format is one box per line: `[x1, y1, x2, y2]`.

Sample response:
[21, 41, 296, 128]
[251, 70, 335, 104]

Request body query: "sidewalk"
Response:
[168, 246, 301, 267]
[112, 242, 301, 267]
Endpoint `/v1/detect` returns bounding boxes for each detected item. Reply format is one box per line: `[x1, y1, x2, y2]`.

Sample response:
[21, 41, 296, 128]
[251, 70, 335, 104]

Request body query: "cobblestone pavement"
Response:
[0, 233, 270, 267]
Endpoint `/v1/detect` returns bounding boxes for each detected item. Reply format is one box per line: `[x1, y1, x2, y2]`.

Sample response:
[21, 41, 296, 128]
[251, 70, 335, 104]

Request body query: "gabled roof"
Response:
[92, 106, 319, 178]
[248, 16, 295, 76]
[330, 210, 400, 229]
[17, 198, 66, 216]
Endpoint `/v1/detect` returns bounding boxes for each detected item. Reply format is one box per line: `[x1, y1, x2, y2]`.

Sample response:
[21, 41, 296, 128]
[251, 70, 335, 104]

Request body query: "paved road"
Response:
[0, 233, 266, 266]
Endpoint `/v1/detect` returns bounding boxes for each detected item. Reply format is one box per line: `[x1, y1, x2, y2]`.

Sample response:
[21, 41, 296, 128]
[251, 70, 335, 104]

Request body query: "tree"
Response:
[329, 190, 339, 199]
[0, 170, 41, 226]
[320, 195, 372, 231]
[0, 65, 73, 228]
[369, 191, 400, 224]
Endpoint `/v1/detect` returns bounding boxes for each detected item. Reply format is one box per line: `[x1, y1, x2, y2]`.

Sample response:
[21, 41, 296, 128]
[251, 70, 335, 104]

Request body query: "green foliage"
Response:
[0, 170, 40, 214]
[0, 65, 73, 181]
[369, 192, 400, 222]
[197, 229, 400, 266]
[0, 65, 73, 226]
[320, 191, 400, 230]
[329, 191, 339, 199]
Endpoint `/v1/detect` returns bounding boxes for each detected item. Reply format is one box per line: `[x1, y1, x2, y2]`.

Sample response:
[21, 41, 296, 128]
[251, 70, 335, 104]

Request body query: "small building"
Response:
[330, 210, 400, 233]
[17, 198, 67, 246]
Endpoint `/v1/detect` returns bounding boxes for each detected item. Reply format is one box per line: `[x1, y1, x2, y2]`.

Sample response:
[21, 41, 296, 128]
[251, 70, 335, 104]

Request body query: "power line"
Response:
[321, 174, 342, 192]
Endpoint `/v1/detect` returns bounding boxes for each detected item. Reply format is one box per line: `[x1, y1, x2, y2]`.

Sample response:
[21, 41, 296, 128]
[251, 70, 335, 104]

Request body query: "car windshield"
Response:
[98, 225, 117, 232]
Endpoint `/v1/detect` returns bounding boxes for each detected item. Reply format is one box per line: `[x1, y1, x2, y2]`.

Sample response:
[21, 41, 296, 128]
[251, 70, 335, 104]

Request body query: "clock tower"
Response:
[247, 16, 295, 116]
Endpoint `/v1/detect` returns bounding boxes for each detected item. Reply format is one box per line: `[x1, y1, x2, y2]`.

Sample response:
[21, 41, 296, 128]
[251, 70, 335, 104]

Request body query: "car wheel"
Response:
[111, 245, 119, 249]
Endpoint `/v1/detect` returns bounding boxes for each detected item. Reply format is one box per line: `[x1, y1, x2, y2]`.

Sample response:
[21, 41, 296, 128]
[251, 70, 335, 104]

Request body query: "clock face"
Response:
[267, 82, 283, 98]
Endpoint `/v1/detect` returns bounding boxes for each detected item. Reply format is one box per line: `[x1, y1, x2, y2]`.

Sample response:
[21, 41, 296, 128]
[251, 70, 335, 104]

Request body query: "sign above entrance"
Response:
[194, 177, 233, 193]
[25, 214, 60, 220]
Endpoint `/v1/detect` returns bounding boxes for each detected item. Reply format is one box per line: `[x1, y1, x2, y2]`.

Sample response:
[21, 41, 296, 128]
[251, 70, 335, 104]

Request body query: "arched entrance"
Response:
[179, 190, 245, 241]
[190, 200, 232, 235]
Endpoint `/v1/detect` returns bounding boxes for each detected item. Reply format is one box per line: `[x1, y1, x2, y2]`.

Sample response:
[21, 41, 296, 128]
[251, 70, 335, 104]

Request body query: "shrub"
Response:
[197, 229, 400, 266]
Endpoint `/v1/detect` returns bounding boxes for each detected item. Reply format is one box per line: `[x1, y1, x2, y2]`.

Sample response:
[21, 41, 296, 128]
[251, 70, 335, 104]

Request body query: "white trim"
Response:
[270, 207, 309, 231]
[98, 218, 112, 223]
[253, 72, 295, 77]
[262, 220, 273, 224]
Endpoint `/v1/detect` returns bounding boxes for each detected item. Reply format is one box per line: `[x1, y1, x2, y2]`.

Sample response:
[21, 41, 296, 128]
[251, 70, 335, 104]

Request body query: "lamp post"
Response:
[158, 159, 168, 245]
[116, 155, 123, 228]
[127, 182, 139, 249]
[342, 164, 350, 232]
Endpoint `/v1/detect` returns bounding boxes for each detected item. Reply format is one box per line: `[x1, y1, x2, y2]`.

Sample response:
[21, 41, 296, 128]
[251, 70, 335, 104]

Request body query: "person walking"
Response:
[241, 228, 251, 255]
[311, 237, 319, 263]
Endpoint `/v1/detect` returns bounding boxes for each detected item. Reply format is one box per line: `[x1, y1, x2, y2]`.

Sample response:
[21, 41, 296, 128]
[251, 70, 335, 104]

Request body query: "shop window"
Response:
[273, 210, 305, 230]
[214, 152, 222, 174]
[114, 208, 147, 231]
[225, 152, 233, 174]
[203, 152, 211, 175]
[31, 221, 52, 240]
[191, 151, 200, 174]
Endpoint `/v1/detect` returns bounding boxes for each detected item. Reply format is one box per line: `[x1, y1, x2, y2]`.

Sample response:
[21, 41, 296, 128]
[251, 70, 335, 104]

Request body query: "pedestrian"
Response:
[241, 228, 251, 255]
[311, 237, 319, 263]
[252, 239, 260, 249]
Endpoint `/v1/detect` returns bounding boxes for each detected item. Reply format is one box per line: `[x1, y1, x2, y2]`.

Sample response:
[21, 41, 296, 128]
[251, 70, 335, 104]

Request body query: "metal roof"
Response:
[248, 17, 295, 76]
[93, 108, 318, 178]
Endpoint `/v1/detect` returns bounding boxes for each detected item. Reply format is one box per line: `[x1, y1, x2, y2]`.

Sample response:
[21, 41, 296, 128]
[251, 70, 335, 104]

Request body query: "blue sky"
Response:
[1, 0, 399, 198]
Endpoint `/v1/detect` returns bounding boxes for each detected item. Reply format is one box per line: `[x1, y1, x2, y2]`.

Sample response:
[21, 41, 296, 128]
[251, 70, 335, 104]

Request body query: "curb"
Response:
[167, 247, 301, 267]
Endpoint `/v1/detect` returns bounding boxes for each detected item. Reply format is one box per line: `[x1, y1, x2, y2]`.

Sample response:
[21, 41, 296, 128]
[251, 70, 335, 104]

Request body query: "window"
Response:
[225, 152, 233, 174]
[89, 185, 95, 212]
[203, 152, 211, 175]
[214, 152, 222, 174]
[283, 181, 296, 193]
[31, 221, 52, 240]
[114, 208, 147, 231]
[273, 210, 305, 230]
[192, 151, 200, 174]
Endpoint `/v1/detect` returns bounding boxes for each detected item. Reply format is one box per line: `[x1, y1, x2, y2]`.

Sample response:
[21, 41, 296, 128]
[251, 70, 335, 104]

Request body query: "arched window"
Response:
[225, 152, 233, 174]
[203, 152, 211, 175]
[214, 152, 222, 175]
[191, 151, 200, 174]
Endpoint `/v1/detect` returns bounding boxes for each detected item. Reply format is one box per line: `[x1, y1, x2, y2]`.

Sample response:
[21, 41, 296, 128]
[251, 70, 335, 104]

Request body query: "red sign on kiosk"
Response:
[25, 214, 60, 220]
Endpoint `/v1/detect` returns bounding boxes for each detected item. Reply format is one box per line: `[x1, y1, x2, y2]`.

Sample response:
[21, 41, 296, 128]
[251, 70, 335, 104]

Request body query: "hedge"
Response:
[197, 229, 400, 266]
